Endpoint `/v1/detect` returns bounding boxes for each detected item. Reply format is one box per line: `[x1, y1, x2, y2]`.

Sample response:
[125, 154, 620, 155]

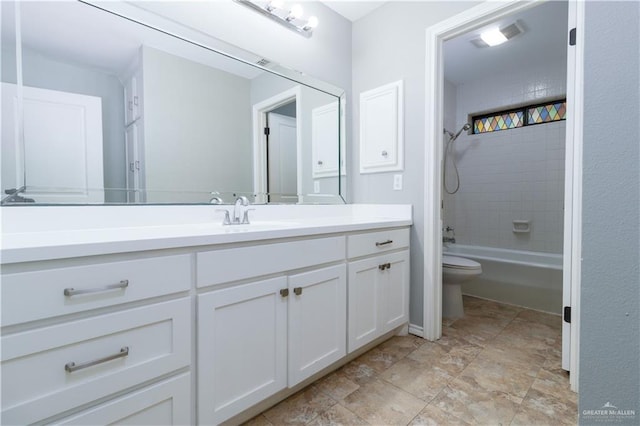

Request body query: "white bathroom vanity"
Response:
[0, 204, 411, 425]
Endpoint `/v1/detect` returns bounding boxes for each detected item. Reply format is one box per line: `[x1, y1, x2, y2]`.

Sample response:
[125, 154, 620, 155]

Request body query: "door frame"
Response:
[252, 86, 302, 204]
[422, 0, 583, 392]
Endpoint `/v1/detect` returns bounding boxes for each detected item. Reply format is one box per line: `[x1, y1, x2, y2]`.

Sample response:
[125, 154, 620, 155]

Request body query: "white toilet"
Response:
[442, 255, 482, 318]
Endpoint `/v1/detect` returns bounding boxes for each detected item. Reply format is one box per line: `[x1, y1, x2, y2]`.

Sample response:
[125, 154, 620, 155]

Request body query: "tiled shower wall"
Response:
[443, 61, 566, 254]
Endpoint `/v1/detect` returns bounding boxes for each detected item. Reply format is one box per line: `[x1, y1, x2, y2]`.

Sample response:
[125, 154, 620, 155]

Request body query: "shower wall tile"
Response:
[443, 61, 566, 254]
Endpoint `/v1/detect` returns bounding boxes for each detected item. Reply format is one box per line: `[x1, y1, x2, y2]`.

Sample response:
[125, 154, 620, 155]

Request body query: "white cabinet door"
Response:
[347, 256, 382, 353]
[381, 250, 410, 332]
[347, 250, 410, 353]
[288, 265, 346, 386]
[312, 102, 339, 178]
[197, 277, 288, 425]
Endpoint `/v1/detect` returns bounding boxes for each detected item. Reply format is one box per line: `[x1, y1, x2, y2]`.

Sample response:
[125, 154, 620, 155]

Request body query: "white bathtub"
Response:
[444, 244, 563, 314]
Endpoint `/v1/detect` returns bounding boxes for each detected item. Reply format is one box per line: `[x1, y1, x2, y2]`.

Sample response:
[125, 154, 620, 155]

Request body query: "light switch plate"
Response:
[393, 174, 403, 190]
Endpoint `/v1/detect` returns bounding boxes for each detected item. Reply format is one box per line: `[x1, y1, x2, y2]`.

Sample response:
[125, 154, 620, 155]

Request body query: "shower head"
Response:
[453, 123, 471, 140]
[445, 123, 471, 142]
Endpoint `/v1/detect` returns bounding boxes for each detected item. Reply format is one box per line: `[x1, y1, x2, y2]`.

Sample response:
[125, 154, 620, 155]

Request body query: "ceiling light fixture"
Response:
[480, 28, 508, 47]
[234, 0, 319, 38]
[471, 22, 524, 48]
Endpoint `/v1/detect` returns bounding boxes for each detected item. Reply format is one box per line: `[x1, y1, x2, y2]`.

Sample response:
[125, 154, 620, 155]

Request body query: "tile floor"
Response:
[245, 296, 577, 426]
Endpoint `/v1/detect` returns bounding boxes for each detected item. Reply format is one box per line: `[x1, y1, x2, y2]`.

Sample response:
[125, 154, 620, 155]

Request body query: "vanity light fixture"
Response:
[234, 0, 319, 38]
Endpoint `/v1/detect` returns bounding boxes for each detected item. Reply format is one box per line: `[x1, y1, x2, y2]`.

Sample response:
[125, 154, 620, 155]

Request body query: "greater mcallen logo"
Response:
[582, 402, 636, 422]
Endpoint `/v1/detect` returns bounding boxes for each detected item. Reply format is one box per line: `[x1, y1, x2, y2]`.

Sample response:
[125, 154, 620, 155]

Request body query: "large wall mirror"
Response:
[0, 1, 346, 205]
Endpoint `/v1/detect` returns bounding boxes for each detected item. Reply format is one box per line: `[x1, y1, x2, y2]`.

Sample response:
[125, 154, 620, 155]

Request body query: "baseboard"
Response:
[408, 323, 424, 337]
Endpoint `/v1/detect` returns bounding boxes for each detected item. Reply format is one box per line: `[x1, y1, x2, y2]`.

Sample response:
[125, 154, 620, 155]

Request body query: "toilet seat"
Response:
[442, 255, 481, 270]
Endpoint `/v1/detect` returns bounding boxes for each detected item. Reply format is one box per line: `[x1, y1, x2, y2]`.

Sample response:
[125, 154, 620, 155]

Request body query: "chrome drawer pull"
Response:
[375, 240, 393, 247]
[65, 346, 129, 373]
[64, 280, 129, 297]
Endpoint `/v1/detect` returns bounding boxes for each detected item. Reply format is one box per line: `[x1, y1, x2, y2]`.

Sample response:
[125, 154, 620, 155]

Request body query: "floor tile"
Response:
[511, 388, 578, 425]
[432, 378, 521, 425]
[315, 371, 360, 401]
[341, 379, 427, 425]
[338, 358, 380, 386]
[408, 403, 471, 426]
[305, 404, 369, 426]
[457, 356, 537, 401]
[380, 357, 454, 402]
[516, 309, 562, 328]
[262, 385, 337, 425]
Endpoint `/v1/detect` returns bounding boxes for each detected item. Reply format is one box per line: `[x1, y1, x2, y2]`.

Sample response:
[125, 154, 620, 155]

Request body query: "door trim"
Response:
[422, 0, 583, 392]
[252, 87, 302, 204]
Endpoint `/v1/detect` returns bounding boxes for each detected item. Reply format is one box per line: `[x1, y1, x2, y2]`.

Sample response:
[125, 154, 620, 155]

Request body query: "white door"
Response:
[267, 112, 297, 203]
[288, 265, 347, 386]
[1, 83, 104, 203]
[197, 277, 288, 425]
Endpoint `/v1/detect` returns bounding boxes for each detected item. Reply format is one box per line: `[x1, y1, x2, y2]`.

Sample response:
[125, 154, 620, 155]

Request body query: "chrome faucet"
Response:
[233, 196, 249, 223]
[217, 196, 252, 225]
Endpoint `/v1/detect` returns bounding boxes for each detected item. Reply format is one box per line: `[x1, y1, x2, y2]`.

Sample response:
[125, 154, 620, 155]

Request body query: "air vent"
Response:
[256, 58, 271, 66]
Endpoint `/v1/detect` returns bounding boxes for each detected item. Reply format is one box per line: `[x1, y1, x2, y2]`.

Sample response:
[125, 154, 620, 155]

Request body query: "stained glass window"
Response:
[472, 99, 566, 134]
[528, 101, 567, 124]
[474, 111, 524, 134]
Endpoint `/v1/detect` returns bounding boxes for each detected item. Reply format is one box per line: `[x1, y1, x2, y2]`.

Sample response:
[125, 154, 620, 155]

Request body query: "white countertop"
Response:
[1, 204, 412, 264]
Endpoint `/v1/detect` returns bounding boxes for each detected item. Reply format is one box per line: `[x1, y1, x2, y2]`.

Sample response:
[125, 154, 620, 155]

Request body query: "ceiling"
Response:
[444, 1, 568, 85]
[321, 1, 387, 22]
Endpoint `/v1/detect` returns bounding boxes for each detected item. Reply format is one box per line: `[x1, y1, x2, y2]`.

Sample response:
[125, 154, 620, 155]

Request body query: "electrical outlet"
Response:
[314, 180, 320, 193]
[393, 174, 403, 190]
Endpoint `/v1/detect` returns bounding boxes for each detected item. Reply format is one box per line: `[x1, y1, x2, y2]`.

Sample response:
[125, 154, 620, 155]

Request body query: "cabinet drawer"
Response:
[197, 236, 345, 287]
[347, 228, 410, 259]
[2, 255, 191, 326]
[57, 373, 191, 426]
[1, 298, 191, 425]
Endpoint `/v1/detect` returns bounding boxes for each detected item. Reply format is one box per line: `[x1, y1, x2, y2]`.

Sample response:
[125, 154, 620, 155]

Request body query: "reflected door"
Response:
[267, 113, 297, 204]
[1, 83, 104, 203]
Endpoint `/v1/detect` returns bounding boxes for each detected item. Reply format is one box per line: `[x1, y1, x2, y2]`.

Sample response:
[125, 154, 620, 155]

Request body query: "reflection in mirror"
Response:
[0, 0, 345, 205]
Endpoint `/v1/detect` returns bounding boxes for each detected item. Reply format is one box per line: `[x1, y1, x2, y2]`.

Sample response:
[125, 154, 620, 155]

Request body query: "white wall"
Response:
[352, 1, 481, 328]
[142, 46, 253, 202]
[443, 61, 567, 254]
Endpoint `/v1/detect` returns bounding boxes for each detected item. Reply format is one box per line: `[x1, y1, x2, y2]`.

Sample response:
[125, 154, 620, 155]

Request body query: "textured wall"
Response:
[443, 62, 567, 253]
[579, 1, 640, 423]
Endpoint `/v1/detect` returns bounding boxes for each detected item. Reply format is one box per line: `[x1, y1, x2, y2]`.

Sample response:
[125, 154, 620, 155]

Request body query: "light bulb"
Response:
[303, 16, 319, 30]
[287, 4, 303, 21]
[266, 0, 283, 12]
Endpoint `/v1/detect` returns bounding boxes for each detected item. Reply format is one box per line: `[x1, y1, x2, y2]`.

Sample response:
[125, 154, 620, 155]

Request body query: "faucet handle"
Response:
[242, 208, 256, 225]
[216, 209, 231, 225]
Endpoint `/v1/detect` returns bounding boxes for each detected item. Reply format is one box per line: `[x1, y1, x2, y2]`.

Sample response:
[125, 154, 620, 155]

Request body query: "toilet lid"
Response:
[442, 255, 481, 270]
